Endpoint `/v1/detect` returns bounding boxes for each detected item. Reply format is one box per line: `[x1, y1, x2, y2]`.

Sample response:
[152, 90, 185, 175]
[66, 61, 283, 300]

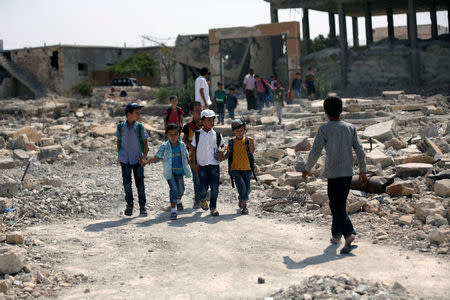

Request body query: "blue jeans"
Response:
[231, 170, 251, 201]
[190, 165, 201, 205]
[256, 92, 265, 113]
[294, 88, 302, 99]
[199, 165, 220, 210]
[167, 173, 185, 204]
[121, 163, 146, 208]
[216, 103, 225, 124]
[228, 107, 235, 119]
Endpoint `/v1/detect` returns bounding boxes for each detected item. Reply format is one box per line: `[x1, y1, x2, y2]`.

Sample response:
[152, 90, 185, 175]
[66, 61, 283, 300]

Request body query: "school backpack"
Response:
[165, 106, 182, 126]
[117, 121, 144, 152]
[194, 130, 222, 164]
[227, 138, 258, 188]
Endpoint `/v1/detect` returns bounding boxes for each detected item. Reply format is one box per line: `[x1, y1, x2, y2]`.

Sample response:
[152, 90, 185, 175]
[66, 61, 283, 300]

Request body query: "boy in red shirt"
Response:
[164, 96, 184, 129]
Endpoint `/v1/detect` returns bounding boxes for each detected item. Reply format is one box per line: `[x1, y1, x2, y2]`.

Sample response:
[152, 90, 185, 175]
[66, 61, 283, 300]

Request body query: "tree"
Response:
[308, 34, 341, 53]
[107, 53, 158, 78]
[141, 35, 176, 86]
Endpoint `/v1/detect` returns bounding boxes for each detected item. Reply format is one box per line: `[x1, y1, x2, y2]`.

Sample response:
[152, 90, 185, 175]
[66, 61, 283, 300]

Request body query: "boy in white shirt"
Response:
[195, 67, 212, 109]
[191, 109, 225, 216]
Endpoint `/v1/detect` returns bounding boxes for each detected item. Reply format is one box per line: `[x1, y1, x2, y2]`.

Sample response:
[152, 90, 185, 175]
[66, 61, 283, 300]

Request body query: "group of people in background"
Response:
[115, 66, 363, 254]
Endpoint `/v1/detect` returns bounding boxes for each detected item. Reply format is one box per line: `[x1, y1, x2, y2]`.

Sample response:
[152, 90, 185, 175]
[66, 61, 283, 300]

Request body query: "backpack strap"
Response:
[165, 107, 172, 126]
[228, 139, 235, 188]
[117, 121, 124, 152]
[194, 130, 201, 165]
[176, 106, 182, 125]
[245, 139, 258, 182]
[136, 122, 144, 152]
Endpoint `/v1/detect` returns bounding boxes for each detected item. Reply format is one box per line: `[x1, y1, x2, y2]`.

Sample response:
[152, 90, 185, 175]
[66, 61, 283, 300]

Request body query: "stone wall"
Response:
[302, 39, 450, 95]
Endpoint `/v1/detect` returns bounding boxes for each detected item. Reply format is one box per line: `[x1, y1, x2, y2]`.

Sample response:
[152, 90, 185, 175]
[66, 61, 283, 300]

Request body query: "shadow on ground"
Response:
[283, 244, 354, 269]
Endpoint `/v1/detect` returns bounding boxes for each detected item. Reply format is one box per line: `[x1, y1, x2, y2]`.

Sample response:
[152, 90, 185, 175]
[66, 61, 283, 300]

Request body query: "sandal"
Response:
[124, 205, 133, 216]
[340, 245, 358, 254]
[241, 207, 249, 215]
[210, 209, 219, 217]
[200, 200, 209, 211]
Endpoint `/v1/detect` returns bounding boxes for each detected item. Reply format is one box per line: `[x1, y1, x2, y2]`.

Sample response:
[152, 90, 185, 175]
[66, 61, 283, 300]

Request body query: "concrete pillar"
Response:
[387, 8, 395, 43]
[352, 17, 359, 47]
[302, 8, 311, 55]
[407, 12, 411, 42]
[365, 1, 373, 44]
[430, 0, 438, 39]
[270, 3, 279, 23]
[338, 3, 348, 87]
[408, 0, 420, 84]
[329, 12, 337, 46]
[448, 2, 450, 35]
[0, 40, 3, 51]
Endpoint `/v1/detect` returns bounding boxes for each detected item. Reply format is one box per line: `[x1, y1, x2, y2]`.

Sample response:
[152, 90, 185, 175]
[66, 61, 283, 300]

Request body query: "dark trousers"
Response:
[199, 165, 220, 210]
[245, 89, 256, 110]
[121, 163, 146, 208]
[216, 103, 225, 124]
[327, 177, 355, 239]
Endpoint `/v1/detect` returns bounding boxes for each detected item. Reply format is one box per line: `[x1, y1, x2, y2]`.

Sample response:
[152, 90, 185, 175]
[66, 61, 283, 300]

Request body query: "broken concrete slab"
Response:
[386, 180, 420, 197]
[382, 90, 404, 100]
[415, 198, 446, 222]
[366, 150, 394, 168]
[363, 120, 396, 142]
[12, 126, 41, 143]
[259, 174, 277, 185]
[0, 174, 19, 197]
[398, 154, 435, 165]
[38, 145, 64, 161]
[0, 158, 15, 169]
[396, 163, 433, 177]
[434, 179, 450, 197]
[12, 149, 29, 161]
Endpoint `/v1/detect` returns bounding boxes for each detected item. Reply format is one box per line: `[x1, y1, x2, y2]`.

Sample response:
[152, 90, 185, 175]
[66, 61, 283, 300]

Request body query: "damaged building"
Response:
[0, 44, 169, 99]
[266, 0, 450, 94]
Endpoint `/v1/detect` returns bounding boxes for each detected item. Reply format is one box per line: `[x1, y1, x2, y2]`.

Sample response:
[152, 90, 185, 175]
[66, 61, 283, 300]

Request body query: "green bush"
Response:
[71, 81, 92, 97]
[316, 74, 333, 99]
[107, 53, 158, 78]
[157, 79, 195, 112]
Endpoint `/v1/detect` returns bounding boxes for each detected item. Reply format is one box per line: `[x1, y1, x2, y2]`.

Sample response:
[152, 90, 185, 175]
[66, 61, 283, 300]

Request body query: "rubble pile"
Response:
[0, 92, 448, 297]
[270, 274, 417, 300]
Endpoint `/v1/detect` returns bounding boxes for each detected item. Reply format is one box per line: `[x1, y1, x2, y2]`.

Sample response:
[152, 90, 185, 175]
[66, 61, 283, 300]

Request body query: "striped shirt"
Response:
[305, 120, 367, 178]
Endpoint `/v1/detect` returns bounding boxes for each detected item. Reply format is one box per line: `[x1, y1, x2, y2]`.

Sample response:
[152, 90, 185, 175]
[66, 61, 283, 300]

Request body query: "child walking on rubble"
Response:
[302, 96, 367, 254]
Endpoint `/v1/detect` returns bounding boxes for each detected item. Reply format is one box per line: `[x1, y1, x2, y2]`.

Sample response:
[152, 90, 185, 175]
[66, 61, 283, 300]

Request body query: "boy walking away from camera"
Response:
[224, 119, 256, 215]
[191, 109, 225, 217]
[116, 102, 149, 217]
[302, 96, 367, 254]
[146, 123, 191, 220]
[195, 67, 212, 109]
[164, 96, 184, 129]
[273, 81, 285, 125]
[214, 82, 227, 125]
[182, 102, 203, 209]
[227, 87, 238, 120]
[304, 67, 316, 100]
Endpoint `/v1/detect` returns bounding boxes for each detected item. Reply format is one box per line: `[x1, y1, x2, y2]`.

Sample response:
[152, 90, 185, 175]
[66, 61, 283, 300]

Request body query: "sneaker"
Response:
[170, 212, 177, 220]
[139, 207, 147, 217]
[241, 207, 249, 215]
[200, 200, 209, 211]
[210, 209, 219, 217]
[124, 205, 133, 216]
[192, 202, 200, 210]
[177, 203, 184, 211]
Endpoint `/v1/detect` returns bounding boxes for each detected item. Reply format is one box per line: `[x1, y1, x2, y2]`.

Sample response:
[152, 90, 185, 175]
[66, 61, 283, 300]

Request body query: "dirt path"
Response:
[25, 203, 449, 300]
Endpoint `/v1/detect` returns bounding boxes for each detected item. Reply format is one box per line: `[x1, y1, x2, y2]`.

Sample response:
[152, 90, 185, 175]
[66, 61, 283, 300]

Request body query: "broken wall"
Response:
[302, 40, 450, 94]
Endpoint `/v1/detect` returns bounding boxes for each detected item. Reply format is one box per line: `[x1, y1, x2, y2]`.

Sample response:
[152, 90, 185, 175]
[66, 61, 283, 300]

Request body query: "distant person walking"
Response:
[195, 67, 212, 109]
[291, 72, 303, 100]
[243, 69, 256, 111]
[304, 67, 316, 100]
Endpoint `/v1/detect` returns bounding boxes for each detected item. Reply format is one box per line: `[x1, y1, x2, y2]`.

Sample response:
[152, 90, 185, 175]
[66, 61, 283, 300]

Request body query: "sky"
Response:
[1, 0, 448, 50]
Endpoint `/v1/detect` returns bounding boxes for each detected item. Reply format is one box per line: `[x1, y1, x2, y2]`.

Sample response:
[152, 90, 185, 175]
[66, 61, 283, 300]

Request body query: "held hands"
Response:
[139, 158, 146, 167]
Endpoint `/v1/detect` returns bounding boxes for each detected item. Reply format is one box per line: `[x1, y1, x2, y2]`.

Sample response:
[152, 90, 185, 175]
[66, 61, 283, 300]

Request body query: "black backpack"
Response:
[227, 138, 257, 188]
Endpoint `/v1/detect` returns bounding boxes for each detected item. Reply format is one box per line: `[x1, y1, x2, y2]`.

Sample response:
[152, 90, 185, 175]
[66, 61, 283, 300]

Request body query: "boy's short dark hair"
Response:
[307, 67, 312, 71]
[229, 87, 235, 91]
[296, 72, 301, 75]
[189, 101, 201, 111]
[217, 82, 223, 86]
[254, 74, 260, 78]
[169, 95, 177, 101]
[200, 67, 209, 76]
[323, 96, 343, 118]
[165, 123, 181, 134]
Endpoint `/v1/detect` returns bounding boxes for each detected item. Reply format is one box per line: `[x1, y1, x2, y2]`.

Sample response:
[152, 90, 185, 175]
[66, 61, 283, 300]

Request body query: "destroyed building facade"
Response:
[0, 45, 168, 98]
[266, 0, 450, 93]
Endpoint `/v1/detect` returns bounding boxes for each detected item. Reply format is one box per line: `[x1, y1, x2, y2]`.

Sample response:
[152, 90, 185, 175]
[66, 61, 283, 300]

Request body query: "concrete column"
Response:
[365, 1, 373, 44]
[338, 3, 348, 87]
[430, 0, 438, 39]
[352, 17, 359, 47]
[407, 12, 411, 42]
[387, 8, 395, 43]
[329, 12, 337, 46]
[448, 2, 450, 35]
[270, 3, 279, 23]
[302, 8, 311, 55]
[408, 0, 420, 84]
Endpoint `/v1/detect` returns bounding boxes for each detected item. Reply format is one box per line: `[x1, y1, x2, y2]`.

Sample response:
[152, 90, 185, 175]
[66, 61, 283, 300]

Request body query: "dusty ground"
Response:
[24, 200, 450, 300]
